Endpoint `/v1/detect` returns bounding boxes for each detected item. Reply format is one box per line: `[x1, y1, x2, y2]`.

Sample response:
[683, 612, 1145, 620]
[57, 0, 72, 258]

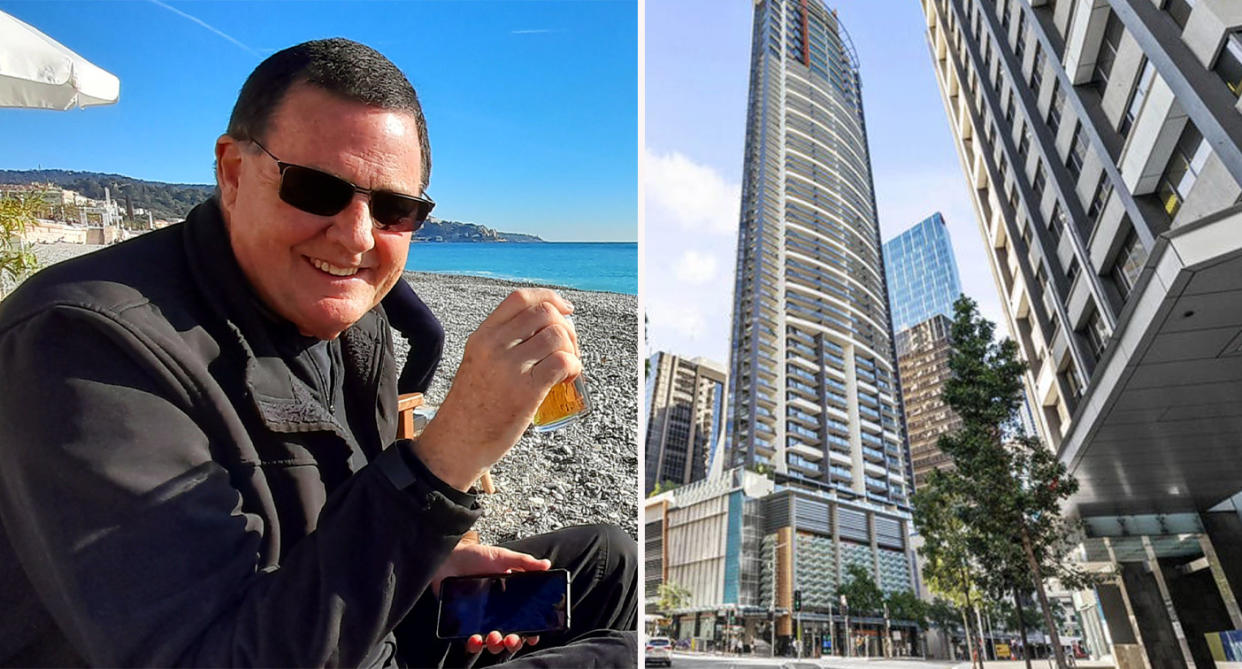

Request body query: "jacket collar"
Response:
[180, 198, 386, 438]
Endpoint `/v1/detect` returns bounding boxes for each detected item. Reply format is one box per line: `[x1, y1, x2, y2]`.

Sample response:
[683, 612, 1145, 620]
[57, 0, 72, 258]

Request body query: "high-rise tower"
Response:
[726, 0, 910, 511]
[883, 212, 963, 333]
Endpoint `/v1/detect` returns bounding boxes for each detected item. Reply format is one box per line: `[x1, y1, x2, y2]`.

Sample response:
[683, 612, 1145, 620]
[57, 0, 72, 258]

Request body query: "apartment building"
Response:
[920, 1, 1242, 666]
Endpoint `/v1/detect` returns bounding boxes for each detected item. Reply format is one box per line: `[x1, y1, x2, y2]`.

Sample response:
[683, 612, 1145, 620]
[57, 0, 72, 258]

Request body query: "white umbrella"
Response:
[0, 9, 119, 110]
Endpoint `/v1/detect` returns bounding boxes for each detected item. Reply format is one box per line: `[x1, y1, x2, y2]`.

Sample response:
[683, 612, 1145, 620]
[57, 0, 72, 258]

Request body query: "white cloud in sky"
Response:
[644, 148, 741, 236]
[644, 149, 738, 363]
[674, 250, 718, 285]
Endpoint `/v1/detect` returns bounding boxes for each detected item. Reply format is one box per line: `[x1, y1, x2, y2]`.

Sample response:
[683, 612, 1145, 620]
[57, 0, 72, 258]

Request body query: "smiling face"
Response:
[215, 84, 425, 340]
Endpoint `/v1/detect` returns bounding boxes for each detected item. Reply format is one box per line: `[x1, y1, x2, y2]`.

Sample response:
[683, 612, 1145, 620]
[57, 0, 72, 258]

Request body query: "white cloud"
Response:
[674, 249, 718, 285]
[644, 148, 740, 236]
[645, 296, 708, 343]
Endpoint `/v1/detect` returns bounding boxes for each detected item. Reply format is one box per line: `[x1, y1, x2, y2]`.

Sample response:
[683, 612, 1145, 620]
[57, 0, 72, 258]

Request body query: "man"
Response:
[0, 39, 636, 667]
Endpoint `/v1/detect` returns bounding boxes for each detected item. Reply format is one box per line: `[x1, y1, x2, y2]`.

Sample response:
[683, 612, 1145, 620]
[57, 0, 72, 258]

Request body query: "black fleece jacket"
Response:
[0, 199, 479, 667]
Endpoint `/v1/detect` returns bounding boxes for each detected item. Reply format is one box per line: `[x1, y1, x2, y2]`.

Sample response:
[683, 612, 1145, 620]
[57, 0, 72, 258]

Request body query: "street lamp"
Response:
[841, 594, 850, 658]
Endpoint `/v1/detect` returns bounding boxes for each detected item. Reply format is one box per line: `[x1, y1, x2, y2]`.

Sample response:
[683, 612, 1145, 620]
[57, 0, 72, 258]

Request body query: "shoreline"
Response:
[402, 269, 635, 297]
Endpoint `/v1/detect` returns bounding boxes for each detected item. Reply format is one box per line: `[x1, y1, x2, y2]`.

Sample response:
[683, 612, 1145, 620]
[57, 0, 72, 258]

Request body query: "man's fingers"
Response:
[496, 301, 578, 351]
[485, 630, 505, 653]
[491, 547, 552, 572]
[529, 350, 582, 390]
[504, 634, 522, 652]
[526, 635, 540, 647]
[481, 289, 573, 331]
[466, 635, 484, 654]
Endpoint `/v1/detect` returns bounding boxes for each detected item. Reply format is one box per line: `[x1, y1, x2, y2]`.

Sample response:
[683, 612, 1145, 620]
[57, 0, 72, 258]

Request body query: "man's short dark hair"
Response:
[227, 38, 432, 191]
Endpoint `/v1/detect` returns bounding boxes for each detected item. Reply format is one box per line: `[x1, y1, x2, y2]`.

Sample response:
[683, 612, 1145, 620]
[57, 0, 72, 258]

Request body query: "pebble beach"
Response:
[396, 271, 639, 544]
[26, 244, 640, 544]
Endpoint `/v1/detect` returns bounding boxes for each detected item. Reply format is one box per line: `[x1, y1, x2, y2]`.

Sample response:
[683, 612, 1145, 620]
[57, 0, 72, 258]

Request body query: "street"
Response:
[662, 652, 961, 669]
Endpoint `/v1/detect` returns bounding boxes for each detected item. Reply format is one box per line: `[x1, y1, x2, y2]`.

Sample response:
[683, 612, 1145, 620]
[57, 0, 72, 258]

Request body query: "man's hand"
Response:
[413, 289, 580, 491]
[435, 541, 550, 658]
[430, 541, 551, 596]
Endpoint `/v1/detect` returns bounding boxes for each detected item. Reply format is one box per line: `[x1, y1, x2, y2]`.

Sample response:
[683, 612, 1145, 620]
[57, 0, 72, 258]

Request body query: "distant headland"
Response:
[0, 169, 544, 243]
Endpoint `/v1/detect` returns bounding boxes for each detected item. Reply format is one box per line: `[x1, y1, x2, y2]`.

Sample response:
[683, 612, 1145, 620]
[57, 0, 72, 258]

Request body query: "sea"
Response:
[405, 242, 637, 295]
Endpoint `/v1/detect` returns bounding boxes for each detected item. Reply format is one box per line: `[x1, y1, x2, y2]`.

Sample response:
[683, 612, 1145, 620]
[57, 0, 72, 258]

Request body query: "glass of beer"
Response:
[531, 315, 591, 431]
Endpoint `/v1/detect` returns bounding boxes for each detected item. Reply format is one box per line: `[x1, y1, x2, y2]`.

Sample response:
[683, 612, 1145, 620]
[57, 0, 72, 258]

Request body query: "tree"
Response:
[884, 589, 926, 626]
[838, 564, 883, 616]
[0, 192, 42, 297]
[656, 582, 691, 616]
[919, 296, 1094, 669]
[913, 473, 987, 669]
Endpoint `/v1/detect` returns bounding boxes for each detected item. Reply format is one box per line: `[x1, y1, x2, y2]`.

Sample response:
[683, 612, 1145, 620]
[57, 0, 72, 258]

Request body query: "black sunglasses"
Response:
[251, 139, 434, 232]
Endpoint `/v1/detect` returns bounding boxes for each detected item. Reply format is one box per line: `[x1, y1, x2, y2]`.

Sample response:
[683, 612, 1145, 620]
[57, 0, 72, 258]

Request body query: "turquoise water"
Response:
[405, 242, 637, 294]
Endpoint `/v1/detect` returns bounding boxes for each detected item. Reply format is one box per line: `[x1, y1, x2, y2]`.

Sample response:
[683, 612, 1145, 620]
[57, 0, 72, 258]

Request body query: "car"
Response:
[645, 637, 672, 667]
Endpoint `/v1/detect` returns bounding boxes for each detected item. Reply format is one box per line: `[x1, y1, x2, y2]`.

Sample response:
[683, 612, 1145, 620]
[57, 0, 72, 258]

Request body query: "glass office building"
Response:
[883, 213, 963, 333]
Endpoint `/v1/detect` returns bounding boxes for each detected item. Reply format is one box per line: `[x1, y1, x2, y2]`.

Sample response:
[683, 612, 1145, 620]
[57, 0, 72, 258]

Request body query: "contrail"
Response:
[147, 0, 259, 56]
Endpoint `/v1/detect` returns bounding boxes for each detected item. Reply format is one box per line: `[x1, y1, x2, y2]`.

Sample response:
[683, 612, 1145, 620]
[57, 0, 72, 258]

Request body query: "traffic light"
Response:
[794, 589, 802, 612]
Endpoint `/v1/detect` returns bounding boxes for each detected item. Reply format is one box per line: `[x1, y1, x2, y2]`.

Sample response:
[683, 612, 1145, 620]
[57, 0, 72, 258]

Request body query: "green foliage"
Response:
[648, 480, 682, 497]
[838, 563, 884, 616]
[884, 589, 927, 625]
[913, 296, 1095, 668]
[925, 597, 963, 632]
[656, 582, 691, 614]
[0, 193, 42, 294]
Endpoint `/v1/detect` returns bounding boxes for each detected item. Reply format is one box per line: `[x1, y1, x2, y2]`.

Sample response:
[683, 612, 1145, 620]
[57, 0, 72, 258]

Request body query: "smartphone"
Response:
[435, 569, 571, 639]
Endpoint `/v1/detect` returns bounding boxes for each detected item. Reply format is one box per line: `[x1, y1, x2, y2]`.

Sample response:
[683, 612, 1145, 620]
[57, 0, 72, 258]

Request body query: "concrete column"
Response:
[1117, 559, 1187, 669]
[1140, 537, 1196, 668]
[1202, 509, 1242, 624]
[1103, 538, 1153, 669]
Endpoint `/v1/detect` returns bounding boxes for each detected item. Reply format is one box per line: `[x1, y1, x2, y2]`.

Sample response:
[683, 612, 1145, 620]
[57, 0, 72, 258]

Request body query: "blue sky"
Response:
[0, 1, 637, 242]
[645, 0, 1004, 364]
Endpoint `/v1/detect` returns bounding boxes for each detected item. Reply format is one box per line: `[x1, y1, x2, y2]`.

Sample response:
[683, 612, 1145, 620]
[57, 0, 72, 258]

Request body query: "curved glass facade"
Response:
[726, 0, 910, 511]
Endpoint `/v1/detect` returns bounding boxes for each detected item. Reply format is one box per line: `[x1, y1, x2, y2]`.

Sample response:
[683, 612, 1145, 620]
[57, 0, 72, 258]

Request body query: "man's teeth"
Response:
[310, 258, 359, 276]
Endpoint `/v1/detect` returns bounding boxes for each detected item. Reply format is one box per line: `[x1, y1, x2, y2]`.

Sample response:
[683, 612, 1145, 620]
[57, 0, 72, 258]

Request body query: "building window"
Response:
[1111, 226, 1147, 301]
[1019, 123, 1032, 158]
[1049, 202, 1066, 246]
[1214, 31, 1242, 100]
[1030, 42, 1045, 92]
[1033, 162, 1046, 200]
[1005, 89, 1015, 125]
[1094, 10, 1124, 94]
[1015, 10, 1027, 61]
[1156, 122, 1211, 220]
[1119, 59, 1157, 138]
[1082, 306, 1109, 361]
[1062, 361, 1083, 399]
[1047, 79, 1065, 134]
[1066, 257, 1081, 287]
[1001, 0, 1011, 30]
[1087, 173, 1113, 223]
[1066, 123, 1087, 182]
[1163, 0, 1195, 31]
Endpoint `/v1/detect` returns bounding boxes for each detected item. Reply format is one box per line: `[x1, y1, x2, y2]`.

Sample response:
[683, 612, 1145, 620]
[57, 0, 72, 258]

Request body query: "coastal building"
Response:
[920, 0, 1242, 666]
[644, 468, 920, 658]
[894, 314, 961, 489]
[722, 0, 917, 656]
[644, 352, 728, 495]
[883, 213, 963, 333]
